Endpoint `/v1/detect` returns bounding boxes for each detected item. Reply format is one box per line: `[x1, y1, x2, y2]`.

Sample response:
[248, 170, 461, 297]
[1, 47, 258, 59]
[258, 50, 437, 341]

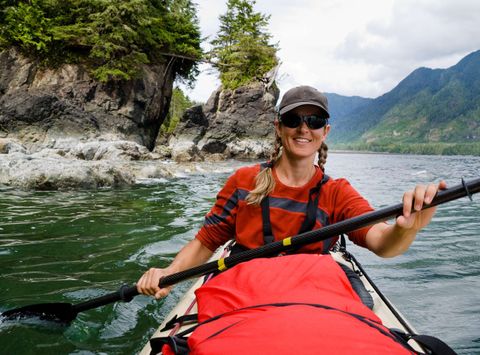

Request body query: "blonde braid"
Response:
[245, 134, 282, 205]
[318, 141, 328, 171]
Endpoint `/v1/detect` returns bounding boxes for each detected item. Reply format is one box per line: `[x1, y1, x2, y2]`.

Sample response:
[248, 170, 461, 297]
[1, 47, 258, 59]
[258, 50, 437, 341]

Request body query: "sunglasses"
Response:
[280, 113, 328, 130]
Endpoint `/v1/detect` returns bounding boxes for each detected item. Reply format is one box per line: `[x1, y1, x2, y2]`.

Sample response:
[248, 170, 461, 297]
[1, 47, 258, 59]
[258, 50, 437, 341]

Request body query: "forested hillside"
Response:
[328, 50, 480, 155]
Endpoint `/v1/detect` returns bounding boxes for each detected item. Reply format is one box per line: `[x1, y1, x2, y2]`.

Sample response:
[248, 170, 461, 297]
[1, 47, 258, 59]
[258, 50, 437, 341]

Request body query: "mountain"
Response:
[325, 93, 372, 119]
[328, 50, 480, 155]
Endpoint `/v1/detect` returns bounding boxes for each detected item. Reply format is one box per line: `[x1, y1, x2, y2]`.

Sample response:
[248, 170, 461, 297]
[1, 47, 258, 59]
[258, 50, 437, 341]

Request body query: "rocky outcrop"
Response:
[0, 47, 181, 189]
[0, 137, 242, 190]
[0, 47, 173, 151]
[0, 47, 281, 189]
[168, 82, 279, 162]
[0, 137, 158, 189]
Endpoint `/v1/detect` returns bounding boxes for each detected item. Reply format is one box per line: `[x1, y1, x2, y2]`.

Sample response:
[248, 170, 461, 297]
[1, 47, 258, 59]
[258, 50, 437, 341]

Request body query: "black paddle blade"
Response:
[1, 302, 76, 324]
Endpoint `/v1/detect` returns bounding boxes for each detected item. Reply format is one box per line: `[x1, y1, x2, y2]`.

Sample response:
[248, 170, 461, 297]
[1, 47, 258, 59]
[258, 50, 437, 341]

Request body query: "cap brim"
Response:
[279, 101, 330, 118]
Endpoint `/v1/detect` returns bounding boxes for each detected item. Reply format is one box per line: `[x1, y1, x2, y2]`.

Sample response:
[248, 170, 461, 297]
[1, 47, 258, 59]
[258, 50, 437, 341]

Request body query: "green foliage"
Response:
[0, 0, 201, 83]
[210, 0, 278, 90]
[1, 1, 52, 52]
[161, 87, 196, 134]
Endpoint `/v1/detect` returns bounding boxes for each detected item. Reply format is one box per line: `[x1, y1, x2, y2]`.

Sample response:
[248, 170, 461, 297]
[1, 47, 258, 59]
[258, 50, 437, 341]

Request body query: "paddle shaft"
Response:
[159, 177, 480, 287]
[71, 285, 139, 314]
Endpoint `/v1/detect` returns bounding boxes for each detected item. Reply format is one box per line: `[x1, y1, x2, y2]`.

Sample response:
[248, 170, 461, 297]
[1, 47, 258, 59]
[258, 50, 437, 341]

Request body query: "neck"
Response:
[275, 155, 317, 187]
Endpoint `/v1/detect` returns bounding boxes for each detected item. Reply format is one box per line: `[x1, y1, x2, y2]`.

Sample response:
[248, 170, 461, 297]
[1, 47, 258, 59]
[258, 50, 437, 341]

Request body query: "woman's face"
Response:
[275, 105, 330, 161]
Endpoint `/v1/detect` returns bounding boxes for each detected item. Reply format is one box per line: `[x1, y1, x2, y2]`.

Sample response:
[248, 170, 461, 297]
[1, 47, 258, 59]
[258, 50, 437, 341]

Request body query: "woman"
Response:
[137, 85, 446, 299]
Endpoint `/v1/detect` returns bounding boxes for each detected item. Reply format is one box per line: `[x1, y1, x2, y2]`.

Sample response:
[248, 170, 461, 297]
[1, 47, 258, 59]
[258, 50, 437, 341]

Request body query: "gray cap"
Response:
[278, 85, 329, 118]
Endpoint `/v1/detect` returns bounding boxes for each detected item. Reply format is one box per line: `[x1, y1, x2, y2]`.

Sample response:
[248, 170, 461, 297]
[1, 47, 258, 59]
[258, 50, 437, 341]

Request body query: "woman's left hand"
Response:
[396, 180, 447, 231]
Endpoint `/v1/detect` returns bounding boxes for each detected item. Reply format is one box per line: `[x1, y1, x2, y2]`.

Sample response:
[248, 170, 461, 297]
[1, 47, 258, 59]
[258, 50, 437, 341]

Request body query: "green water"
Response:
[0, 154, 479, 354]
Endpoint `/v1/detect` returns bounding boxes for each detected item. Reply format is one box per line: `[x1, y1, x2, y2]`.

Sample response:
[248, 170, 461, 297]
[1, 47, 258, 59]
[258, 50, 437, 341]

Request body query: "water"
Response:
[0, 153, 479, 354]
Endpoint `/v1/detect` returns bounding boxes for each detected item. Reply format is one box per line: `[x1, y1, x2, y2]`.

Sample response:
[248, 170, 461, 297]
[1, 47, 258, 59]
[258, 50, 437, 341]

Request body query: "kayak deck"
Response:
[139, 246, 422, 354]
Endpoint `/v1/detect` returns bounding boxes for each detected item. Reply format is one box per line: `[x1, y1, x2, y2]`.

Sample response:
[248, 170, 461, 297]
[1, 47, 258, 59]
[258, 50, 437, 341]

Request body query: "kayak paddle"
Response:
[2, 177, 479, 324]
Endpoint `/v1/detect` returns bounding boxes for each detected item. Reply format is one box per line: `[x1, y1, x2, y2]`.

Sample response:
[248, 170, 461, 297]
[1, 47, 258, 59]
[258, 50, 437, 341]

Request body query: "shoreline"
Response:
[1, 138, 479, 190]
[329, 148, 480, 157]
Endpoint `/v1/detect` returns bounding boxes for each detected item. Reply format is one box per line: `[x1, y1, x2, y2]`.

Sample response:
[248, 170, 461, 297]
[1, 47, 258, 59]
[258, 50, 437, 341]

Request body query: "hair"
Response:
[245, 127, 329, 205]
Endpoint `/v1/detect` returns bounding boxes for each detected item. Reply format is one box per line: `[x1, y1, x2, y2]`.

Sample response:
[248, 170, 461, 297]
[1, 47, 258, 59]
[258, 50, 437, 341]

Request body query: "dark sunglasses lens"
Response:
[281, 114, 327, 129]
[280, 113, 302, 128]
[306, 116, 327, 129]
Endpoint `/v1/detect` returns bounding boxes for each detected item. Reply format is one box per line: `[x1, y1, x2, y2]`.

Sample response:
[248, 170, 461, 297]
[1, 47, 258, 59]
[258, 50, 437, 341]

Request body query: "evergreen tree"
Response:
[161, 87, 196, 134]
[0, 0, 202, 83]
[210, 0, 278, 89]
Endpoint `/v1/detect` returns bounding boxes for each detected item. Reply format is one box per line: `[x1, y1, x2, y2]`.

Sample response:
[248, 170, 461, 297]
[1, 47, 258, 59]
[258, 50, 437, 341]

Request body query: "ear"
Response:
[274, 118, 281, 137]
[323, 124, 331, 137]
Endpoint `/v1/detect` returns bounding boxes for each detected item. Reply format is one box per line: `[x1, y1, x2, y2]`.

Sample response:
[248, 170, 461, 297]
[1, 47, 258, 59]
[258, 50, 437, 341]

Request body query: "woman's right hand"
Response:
[136, 267, 176, 299]
[136, 238, 214, 299]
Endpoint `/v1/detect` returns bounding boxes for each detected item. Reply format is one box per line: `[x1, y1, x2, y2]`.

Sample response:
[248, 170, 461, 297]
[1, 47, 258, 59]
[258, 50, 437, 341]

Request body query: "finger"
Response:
[413, 185, 426, 211]
[146, 269, 160, 296]
[396, 212, 414, 229]
[155, 286, 171, 300]
[403, 190, 414, 218]
[139, 269, 153, 296]
[136, 273, 148, 295]
[439, 180, 447, 190]
[424, 183, 437, 204]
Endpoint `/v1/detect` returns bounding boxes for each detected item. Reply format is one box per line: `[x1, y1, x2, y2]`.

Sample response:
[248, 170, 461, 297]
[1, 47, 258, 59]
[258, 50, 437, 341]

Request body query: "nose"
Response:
[297, 120, 310, 131]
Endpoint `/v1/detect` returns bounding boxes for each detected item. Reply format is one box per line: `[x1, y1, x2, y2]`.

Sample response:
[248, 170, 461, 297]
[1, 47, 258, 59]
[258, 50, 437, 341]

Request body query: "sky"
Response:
[181, 0, 480, 102]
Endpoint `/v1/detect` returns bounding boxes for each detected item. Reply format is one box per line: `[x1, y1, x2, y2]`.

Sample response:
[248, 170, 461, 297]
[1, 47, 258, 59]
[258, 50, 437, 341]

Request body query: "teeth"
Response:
[295, 138, 311, 142]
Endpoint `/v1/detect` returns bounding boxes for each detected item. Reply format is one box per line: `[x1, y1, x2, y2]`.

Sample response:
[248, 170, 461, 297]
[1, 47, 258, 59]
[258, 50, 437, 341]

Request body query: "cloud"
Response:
[183, 0, 480, 102]
[335, 0, 480, 87]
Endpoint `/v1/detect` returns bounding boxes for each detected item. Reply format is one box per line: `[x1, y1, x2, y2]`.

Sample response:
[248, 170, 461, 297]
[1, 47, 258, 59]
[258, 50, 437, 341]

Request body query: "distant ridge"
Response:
[327, 50, 480, 155]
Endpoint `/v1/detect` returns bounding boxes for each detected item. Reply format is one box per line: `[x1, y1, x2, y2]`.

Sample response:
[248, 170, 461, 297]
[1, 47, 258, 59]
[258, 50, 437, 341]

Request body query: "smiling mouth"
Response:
[294, 138, 312, 143]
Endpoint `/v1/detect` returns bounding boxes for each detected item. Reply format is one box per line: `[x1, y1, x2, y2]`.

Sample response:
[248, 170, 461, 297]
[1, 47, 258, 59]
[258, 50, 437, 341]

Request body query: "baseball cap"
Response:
[278, 86, 330, 118]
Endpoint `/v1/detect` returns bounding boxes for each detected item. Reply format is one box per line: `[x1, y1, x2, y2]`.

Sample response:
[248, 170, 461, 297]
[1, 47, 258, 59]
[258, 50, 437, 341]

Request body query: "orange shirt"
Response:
[195, 164, 374, 253]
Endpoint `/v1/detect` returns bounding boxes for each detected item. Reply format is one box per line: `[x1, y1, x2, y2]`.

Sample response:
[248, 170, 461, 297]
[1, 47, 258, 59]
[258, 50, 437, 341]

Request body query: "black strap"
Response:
[391, 329, 458, 355]
[298, 174, 329, 234]
[261, 171, 329, 246]
[338, 263, 374, 309]
[259, 162, 275, 245]
[261, 196, 275, 244]
[160, 314, 198, 332]
[411, 334, 457, 355]
[150, 335, 189, 355]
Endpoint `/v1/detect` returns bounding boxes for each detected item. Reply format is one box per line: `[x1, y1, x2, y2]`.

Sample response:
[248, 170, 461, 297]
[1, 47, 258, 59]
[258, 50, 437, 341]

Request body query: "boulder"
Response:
[168, 82, 279, 161]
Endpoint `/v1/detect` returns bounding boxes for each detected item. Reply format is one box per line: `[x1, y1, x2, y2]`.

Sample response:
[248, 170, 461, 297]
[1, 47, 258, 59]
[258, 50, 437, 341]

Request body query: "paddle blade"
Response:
[1, 303, 76, 324]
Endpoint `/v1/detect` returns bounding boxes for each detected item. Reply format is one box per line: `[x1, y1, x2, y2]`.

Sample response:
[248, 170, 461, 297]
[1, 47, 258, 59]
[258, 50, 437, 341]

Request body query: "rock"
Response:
[168, 82, 279, 161]
[0, 138, 27, 154]
[0, 146, 246, 190]
[0, 153, 136, 190]
[0, 139, 172, 189]
[169, 138, 202, 162]
[63, 140, 154, 161]
[0, 47, 173, 152]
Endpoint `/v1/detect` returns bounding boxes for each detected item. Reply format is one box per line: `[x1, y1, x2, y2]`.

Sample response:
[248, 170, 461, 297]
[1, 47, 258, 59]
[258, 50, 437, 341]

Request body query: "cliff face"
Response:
[0, 47, 174, 151]
[168, 82, 280, 161]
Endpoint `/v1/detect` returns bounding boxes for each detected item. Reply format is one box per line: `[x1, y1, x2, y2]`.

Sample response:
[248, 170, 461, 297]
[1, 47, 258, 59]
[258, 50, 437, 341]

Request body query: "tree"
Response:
[209, 0, 278, 90]
[161, 87, 196, 134]
[0, 0, 202, 83]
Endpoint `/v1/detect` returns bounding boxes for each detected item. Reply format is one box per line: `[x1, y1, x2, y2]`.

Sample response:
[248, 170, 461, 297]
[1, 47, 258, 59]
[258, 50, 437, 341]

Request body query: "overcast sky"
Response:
[181, 0, 480, 102]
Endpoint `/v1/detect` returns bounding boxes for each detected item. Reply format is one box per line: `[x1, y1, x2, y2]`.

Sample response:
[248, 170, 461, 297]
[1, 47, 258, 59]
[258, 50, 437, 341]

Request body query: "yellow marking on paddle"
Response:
[218, 258, 227, 271]
[283, 237, 292, 246]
